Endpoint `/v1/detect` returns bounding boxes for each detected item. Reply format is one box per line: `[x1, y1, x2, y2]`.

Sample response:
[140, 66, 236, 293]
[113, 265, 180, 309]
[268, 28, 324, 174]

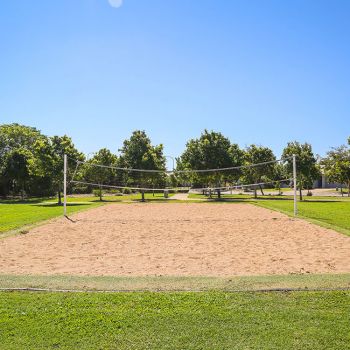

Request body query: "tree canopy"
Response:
[1, 123, 349, 201]
[242, 145, 276, 197]
[177, 130, 243, 197]
[118, 130, 166, 200]
[322, 145, 350, 196]
[282, 142, 320, 200]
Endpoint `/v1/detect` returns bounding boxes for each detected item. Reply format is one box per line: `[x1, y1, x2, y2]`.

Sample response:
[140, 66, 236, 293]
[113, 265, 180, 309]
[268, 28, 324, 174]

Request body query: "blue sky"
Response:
[1, 0, 349, 165]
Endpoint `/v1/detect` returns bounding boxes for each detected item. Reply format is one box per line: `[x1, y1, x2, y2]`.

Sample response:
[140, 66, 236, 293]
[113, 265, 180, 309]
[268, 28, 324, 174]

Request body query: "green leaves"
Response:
[282, 142, 320, 192]
[322, 145, 350, 189]
[0, 124, 47, 197]
[177, 130, 244, 188]
[118, 130, 166, 188]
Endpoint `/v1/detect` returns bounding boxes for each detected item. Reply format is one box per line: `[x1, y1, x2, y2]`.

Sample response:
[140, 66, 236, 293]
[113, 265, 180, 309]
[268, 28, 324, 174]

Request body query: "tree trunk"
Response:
[58, 184, 62, 205]
[259, 184, 264, 196]
[21, 179, 25, 200]
[217, 189, 221, 199]
[348, 182, 350, 197]
[99, 184, 102, 201]
[141, 190, 145, 202]
[307, 185, 311, 196]
[254, 188, 257, 199]
[299, 187, 303, 201]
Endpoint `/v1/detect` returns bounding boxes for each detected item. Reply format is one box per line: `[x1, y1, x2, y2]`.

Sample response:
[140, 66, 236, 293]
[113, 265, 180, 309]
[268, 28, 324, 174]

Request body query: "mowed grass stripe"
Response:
[254, 199, 350, 236]
[1, 273, 349, 292]
[1, 291, 349, 350]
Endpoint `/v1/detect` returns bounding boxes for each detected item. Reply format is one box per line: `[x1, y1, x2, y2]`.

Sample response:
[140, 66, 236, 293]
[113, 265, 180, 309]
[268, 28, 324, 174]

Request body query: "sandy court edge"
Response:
[0, 203, 350, 276]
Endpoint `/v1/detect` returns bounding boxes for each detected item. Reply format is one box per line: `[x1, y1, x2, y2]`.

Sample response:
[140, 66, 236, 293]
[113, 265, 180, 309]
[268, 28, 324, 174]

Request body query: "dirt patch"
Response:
[1, 203, 350, 276]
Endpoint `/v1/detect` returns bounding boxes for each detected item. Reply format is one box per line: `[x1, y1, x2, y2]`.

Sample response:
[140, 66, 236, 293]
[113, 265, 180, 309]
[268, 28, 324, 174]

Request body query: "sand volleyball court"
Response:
[1, 203, 350, 276]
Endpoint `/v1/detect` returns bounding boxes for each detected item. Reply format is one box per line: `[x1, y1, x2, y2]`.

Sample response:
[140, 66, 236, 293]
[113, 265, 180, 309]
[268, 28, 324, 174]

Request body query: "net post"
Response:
[63, 154, 67, 217]
[293, 154, 297, 216]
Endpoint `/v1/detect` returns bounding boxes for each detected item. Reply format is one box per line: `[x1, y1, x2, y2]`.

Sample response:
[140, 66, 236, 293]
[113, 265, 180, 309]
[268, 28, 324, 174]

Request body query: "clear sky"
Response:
[1, 0, 349, 164]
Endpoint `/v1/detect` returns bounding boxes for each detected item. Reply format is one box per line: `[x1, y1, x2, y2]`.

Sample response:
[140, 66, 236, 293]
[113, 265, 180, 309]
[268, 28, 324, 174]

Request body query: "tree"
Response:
[118, 130, 166, 201]
[0, 124, 46, 198]
[177, 130, 244, 198]
[282, 142, 320, 200]
[30, 135, 84, 204]
[322, 145, 350, 197]
[83, 148, 118, 201]
[272, 162, 289, 195]
[242, 145, 276, 198]
[3, 149, 32, 199]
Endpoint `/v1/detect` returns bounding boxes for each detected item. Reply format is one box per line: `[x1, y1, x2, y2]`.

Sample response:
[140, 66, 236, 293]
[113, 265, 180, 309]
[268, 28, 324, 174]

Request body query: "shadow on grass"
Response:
[205, 198, 249, 203]
[301, 199, 345, 203]
[33, 203, 92, 208]
[87, 199, 124, 203]
[0, 197, 53, 205]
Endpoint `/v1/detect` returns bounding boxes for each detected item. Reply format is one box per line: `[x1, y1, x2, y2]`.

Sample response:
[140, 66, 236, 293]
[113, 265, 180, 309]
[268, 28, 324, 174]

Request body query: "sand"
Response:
[1, 203, 350, 276]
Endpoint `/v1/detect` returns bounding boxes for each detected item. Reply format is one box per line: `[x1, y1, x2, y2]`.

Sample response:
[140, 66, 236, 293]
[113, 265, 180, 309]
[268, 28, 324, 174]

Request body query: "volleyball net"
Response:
[62, 154, 298, 215]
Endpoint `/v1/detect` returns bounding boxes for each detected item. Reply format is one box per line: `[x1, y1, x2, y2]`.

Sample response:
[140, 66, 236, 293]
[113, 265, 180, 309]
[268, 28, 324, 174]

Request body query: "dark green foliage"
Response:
[322, 145, 350, 196]
[0, 124, 49, 198]
[177, 130, 244, 197]
[243, 145, 276, 197]
[282, 142, 320, 200]
[82, 148, 118, 200]
[118, 130, 166, 200]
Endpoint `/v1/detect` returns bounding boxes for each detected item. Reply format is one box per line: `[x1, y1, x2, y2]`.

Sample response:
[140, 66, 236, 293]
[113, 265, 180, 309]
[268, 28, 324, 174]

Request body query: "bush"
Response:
[92, 188, 104, 198]
[123, 187, 132, 194]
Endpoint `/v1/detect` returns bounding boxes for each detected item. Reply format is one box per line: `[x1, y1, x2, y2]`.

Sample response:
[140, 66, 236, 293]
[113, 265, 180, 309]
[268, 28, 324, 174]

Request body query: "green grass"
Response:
[187, 193, 350, 236]
[2, 194, 350, 239]
[0, 273, 349, 292]
[255, 198, 350, 236]
[0, 199, 102, 235]
[1, 290, 349, 349]
[188, 192, 252, 199]
[1, 197, 350, 349]
[0, 193, 176, 236]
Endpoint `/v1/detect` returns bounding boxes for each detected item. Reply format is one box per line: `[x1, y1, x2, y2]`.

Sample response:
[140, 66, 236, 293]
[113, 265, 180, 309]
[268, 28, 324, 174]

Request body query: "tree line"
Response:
[1, 123, 350, 201]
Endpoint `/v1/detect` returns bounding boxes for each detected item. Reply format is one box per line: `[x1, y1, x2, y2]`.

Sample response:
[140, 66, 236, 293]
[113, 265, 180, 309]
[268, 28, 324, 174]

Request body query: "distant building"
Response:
[313, 174, 343, 189]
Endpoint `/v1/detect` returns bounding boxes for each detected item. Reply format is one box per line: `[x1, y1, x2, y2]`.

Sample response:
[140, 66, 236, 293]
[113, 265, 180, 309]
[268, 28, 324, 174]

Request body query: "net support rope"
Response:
[70, 178, 292, 192]
[68, 156, 294, 174]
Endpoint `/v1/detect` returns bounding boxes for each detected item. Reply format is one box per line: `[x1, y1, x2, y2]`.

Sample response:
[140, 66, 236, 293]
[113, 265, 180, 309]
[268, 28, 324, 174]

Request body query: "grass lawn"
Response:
[1, 197, 350, 349]
[1, 290, 349, 350]
[0, 199, 102, 235]
[187, 193, 350, 236]
[1, 273, 349, 291]
[0, 193, 175, 236]
[188, 192, 252, 199]
[255, 198, 350, 236]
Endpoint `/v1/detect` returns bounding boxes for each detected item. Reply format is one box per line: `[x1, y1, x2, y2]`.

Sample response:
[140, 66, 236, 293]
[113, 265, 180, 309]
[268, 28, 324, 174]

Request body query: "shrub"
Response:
[92, 188, 104, 197]
[123, 187, 132, 194]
